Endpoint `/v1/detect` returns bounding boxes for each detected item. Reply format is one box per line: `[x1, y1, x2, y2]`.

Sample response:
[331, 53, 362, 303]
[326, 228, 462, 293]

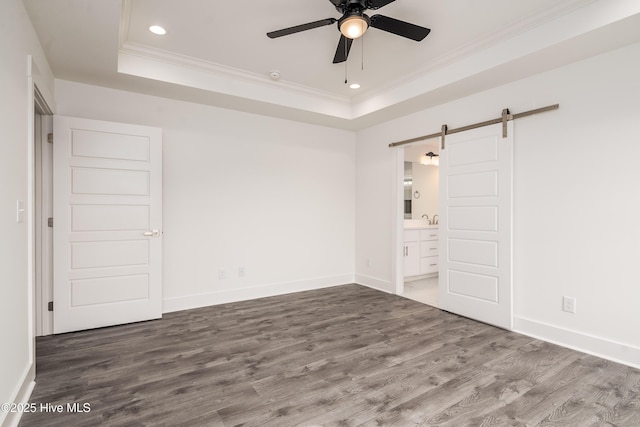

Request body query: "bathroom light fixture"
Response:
[349, 83, 361, 89]
[421, 151, 439, 166]
[339, 13, 369, 39]
[149, 25, 166, 35]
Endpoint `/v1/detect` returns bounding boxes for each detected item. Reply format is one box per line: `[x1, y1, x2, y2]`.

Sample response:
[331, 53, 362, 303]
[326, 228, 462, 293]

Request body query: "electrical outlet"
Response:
[366, 258, 372, 267]
[562, 296, 576, 313]
[238, 267, 245, 277]
[219, 269, 226, 279]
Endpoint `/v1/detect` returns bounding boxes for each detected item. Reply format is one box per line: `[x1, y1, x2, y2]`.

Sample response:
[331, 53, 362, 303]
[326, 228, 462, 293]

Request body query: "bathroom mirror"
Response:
[404, 162, 413, 219]
[404, 161, 439, 221]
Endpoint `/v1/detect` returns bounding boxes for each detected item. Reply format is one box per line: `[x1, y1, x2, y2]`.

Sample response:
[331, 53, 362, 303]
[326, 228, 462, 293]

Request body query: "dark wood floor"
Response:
[20, 284, 640, 426]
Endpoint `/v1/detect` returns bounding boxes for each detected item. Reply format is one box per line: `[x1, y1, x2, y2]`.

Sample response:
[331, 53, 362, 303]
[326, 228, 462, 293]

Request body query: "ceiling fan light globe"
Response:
[340, 15, 368, 39]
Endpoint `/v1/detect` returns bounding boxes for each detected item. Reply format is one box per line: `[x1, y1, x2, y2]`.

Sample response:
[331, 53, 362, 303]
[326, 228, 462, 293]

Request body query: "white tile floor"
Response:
[403, 276, 439, 307]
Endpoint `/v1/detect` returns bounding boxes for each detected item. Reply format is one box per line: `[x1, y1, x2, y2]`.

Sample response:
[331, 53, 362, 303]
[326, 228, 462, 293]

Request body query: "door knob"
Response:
[143, 230, 160, 237]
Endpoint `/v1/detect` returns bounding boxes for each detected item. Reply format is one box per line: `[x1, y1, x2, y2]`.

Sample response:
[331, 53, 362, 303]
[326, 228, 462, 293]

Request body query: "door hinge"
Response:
[48, 301, 54, 312]
[47, 133, 53, 144]
[47, 217, 53, 228]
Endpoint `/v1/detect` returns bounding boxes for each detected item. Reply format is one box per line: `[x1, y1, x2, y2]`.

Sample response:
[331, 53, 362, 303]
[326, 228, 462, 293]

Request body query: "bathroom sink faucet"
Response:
[432, 214, 439, 225]
[422, 214, 429, 222]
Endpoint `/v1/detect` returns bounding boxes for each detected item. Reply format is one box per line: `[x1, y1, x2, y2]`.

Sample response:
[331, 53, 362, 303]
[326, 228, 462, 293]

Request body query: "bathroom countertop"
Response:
[404, 219, 439, 229]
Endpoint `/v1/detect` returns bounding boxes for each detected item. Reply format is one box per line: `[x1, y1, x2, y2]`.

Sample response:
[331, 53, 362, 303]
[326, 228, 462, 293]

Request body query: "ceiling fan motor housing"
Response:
[334, 0, 367, 14]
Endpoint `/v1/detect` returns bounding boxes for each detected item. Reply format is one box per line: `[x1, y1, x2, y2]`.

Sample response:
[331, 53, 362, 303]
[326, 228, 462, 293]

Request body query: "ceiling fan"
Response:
[267, 0, 431, 64]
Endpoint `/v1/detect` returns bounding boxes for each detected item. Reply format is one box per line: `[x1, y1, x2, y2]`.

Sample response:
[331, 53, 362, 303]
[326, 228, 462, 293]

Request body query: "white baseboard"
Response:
[514, 316, 640, 370]
[1, 363, 35, 427]
[354, 274, 394, 294]
[162, 274, 354, 313]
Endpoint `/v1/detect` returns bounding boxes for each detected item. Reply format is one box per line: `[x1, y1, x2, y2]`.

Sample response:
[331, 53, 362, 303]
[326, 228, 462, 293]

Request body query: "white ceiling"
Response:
[23, 0, 640, 130]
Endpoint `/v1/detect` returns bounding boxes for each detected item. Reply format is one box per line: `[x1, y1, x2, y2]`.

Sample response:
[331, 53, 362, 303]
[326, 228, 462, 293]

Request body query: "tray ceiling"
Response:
[23, 0, 640, 129]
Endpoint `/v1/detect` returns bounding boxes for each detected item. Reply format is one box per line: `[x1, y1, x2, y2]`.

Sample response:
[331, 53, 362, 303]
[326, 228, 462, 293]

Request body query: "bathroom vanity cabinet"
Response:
[403, 227, 439, 278]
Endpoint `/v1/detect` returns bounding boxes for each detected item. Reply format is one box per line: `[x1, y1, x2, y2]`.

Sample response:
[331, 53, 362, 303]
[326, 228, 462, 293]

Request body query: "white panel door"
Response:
[439, 122, 512, 329]
[53, 116, 162, 334]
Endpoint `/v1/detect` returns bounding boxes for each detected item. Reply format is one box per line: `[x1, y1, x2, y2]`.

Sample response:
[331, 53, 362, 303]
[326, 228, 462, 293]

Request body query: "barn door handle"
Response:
[143, 230, 160, 237]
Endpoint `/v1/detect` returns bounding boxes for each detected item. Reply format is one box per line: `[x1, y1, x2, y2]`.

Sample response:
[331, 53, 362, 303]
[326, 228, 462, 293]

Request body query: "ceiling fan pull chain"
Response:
[345, 61, 348, 84]
[362, 34, 365, 71]
[361, 19, 365, 71]
[344, 42, 348, 84]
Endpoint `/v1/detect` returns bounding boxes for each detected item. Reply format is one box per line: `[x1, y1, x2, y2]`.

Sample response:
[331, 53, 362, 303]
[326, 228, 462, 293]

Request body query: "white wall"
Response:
[0, 1, 54, 426]
[55, 80, 356, 311]
[6, 12, 639, 424]
[355, 41, 640, 368]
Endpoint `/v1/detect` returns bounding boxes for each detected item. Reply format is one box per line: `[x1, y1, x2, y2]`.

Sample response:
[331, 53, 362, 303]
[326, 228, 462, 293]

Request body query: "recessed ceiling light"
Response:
[349, 83, 361, 89]
[149, 25, 166, 35]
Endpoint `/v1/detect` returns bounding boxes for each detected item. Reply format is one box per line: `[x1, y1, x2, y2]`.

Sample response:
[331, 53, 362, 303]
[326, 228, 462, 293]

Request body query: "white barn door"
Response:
[439, 122, 513, 329]
[53, 116, 162, 334]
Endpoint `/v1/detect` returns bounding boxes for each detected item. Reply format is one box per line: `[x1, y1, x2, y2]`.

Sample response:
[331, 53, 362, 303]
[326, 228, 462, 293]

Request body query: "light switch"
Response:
[16, 200, 25, 223]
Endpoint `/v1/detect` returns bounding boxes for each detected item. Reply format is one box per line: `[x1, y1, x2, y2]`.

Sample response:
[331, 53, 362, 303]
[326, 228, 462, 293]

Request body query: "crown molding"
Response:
[115, 0, 638, 126]
[120, 42, 351, 105]
[354, 0, 598, 102]
[118, 41, 353, 119]
[350, 0, 639, 120]
[118, 0, 352, 119]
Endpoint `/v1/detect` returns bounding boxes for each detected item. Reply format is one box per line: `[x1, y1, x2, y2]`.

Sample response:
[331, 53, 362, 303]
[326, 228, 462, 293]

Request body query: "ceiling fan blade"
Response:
[328, 0, 344, 7]
[267, 18, 337, 39]
[369, 15, 431, 41]
[366, 0, 396, 10]
[332, 35, 353, 64]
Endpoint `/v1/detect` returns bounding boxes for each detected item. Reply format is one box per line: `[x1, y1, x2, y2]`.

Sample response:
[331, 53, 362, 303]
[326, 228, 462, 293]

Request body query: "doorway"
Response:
[33, 88, 54, 337]
[399, 139, 440, 308]
[33, 113, 163, 335]
[394, 122, 514, 330]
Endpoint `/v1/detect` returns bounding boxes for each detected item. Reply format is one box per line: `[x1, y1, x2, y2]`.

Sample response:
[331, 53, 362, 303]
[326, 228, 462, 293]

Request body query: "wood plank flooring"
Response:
[19, 284, 640, 426]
